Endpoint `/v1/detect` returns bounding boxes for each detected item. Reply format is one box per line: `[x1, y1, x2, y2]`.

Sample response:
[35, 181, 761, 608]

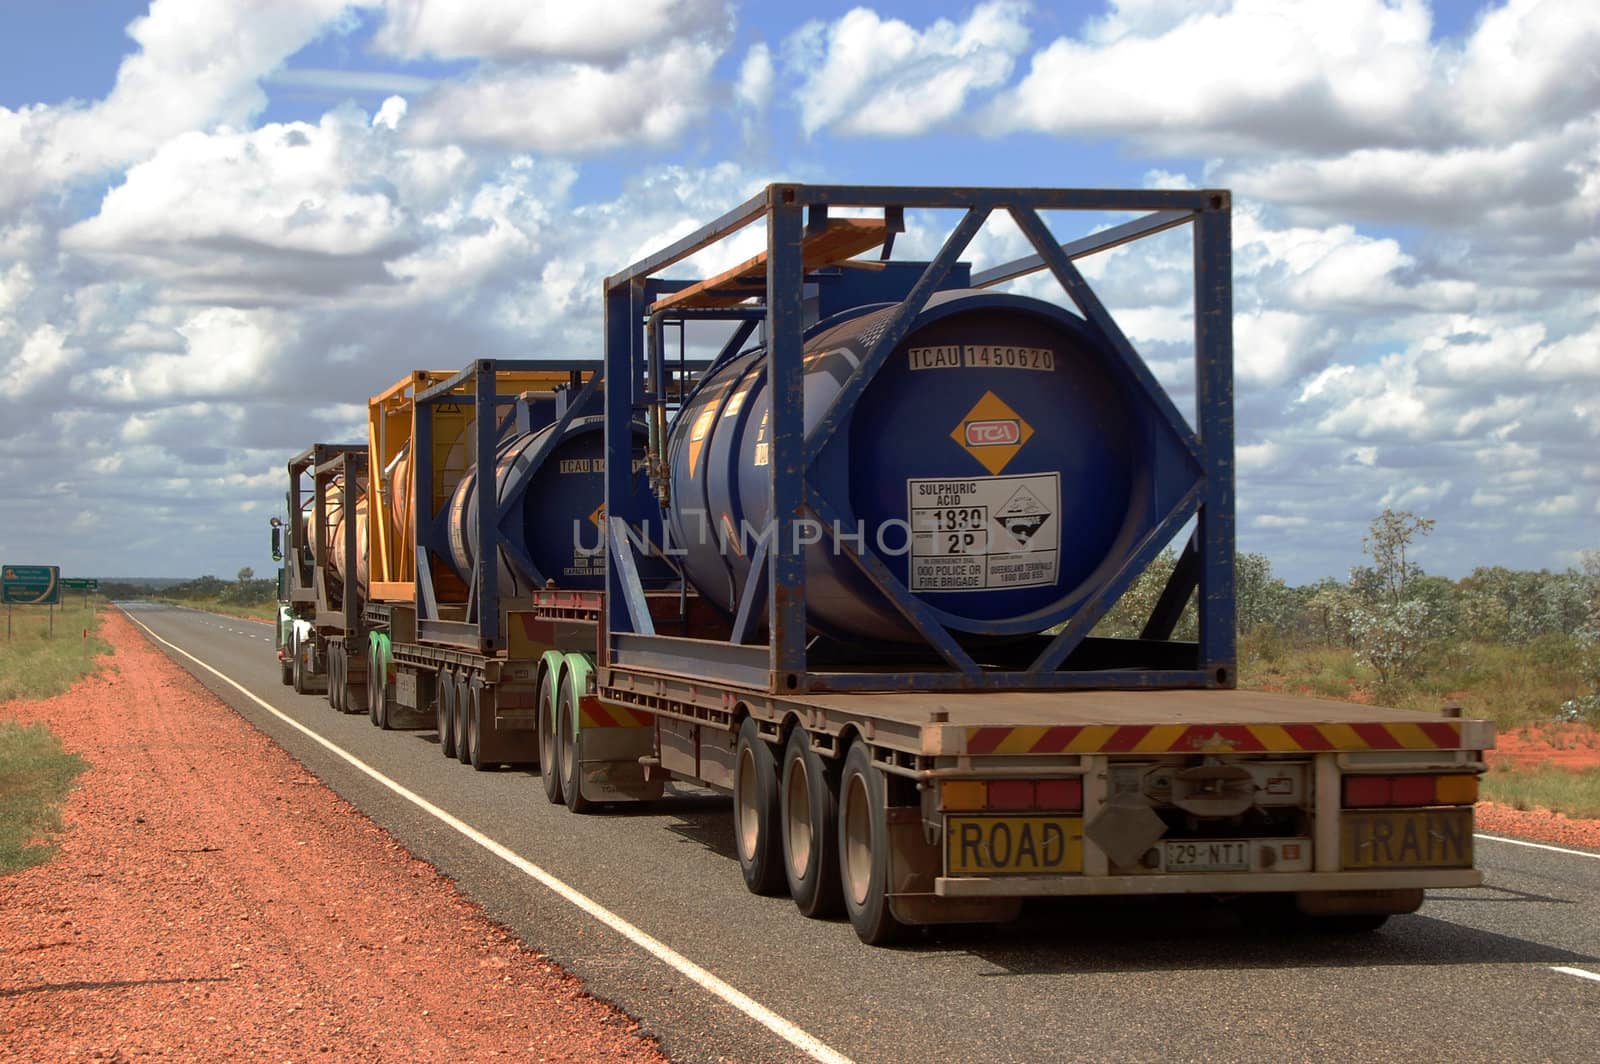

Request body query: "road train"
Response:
[273, 184, 1492, 945]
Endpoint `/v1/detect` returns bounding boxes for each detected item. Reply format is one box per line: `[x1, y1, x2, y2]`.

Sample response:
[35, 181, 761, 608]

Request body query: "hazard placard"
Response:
[906, 474, 1060, 592]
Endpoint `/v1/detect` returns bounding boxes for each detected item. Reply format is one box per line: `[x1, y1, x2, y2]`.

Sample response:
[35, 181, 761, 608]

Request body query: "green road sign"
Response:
[61, 578, 99, 591]
[2, 564, 62, 605]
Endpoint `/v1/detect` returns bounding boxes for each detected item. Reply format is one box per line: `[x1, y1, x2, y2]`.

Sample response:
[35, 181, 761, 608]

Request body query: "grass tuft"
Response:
[0, 601, 113, 703]
[0, 719, 89, 874]
[1240, 636, 1592, 733]
[1481, 764, 1600, 821]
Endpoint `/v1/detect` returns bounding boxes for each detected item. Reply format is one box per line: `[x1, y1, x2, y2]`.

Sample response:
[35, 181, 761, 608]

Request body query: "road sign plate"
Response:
[61, 578, 99, 591]
[2, 564, 62, 605]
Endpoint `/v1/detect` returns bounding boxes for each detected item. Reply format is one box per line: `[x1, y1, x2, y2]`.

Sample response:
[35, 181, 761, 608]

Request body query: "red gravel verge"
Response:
[1475, 802, 1600, 852]
[0, 610, 667, 1063]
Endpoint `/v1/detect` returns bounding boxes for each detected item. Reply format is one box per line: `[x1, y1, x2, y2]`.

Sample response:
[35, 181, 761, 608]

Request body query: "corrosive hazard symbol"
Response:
[996, 486, 1049, 543]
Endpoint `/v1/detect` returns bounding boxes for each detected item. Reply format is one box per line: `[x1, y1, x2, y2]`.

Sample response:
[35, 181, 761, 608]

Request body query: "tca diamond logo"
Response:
[951, 391, 1034, 475]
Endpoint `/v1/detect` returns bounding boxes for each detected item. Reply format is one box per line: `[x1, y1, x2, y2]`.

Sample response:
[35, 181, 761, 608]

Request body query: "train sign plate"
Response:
[2, 564, 61, 605]
[946, 815, 1083, 876]
[1341, 808, 1474, 870]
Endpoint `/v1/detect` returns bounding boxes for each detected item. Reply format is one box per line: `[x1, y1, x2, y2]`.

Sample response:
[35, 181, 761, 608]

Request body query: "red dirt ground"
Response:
[1485, 722, 1600, 772]
[1477, 722, 1600, 850]
[0, 611, 667, 1063]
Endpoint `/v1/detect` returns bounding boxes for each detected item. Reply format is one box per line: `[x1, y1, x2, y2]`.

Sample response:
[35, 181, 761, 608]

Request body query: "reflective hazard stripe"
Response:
[579, 696, 652, 729]
[964, 720, 1463, 755]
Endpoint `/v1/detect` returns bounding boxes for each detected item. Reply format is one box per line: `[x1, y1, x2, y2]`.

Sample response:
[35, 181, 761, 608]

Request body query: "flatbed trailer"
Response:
[494, 587, 1492, 936]
[605, 667, 1488, 908]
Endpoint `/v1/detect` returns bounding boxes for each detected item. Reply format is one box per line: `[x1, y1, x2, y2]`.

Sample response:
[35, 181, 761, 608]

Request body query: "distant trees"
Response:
[1361, 510, 1435, 606]
[1089, 550, 1192, 640]
[1235, 551, 1293, 635]
[102, 573, 277, 607]
[1458, 565, 1593, 644]
[1343, 510, 1443, 687]
[1082, 508, 1597, 716]
[1572, 550, 1600, 719]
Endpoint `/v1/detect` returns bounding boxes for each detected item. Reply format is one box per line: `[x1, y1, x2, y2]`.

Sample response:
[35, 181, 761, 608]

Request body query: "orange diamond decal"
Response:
[589, 503, 605, 529]
[951, 391, 1034, 475]
[686, 406, 715, 479]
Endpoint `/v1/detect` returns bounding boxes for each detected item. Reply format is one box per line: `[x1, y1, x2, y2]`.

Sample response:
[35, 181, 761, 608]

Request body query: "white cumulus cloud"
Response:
[404, 39, 725, 153]
[372, 0, 727, 63]
[784, 1, 1031, 136]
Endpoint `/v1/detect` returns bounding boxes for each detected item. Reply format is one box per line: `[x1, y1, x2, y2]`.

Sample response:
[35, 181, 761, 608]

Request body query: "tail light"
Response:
[941, 778, 1083, 812]
[1342, 773, 1478, 808]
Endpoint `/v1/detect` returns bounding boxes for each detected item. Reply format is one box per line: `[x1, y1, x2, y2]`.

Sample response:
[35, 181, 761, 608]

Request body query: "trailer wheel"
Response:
[327, 644, 341, 711]
[559, 680, 592, 814]
[733, 717, 785, 896]
[782, 728, 844, 918]
[291, 640, 310, 695]
[367, 644, 382, 725]
[838, 741, 905, 946]
[538, 669, 563, 805]
[337, 646, 351, 712]
[279, 654, 293, 687]
[454, 673, 474, 765]
[342, 648, 364, 716]
[438, 669, 458, 759]
[465, 681, 489, 771]
[372, 644, 397, 730]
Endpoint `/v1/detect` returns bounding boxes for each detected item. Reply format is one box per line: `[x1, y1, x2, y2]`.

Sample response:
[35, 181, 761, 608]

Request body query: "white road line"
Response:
[1475, 833, 1600, 860]
[1551, 966, 1600, 984]
[120, 609, 853, 1064]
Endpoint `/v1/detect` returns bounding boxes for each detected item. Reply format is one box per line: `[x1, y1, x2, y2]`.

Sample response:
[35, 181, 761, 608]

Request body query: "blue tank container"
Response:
[448, 416, 656, 595]
[666, 289, 1192, 644]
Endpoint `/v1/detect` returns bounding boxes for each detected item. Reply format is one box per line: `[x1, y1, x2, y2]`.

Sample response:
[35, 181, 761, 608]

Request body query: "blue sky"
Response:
[0, 0, 1595, 586]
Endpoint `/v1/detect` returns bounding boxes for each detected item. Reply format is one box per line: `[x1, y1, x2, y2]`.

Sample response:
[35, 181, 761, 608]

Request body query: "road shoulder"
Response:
[0, 610, 665, 1062]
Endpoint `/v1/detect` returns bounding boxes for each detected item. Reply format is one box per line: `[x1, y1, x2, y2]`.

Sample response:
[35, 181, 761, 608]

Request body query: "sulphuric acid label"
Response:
[906, 473, 1060, 592]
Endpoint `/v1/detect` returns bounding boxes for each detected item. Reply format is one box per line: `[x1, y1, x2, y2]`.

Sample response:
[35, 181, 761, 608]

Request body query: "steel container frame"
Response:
[407, 358, 604, 653]
[286, 442, 367, 635]
[602, 183, 1236, 694]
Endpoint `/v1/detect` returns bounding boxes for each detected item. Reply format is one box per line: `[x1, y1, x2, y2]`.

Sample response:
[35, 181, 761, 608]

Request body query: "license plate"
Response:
[1342, 808, 1474, 869]
[1164, 840, 1251, 872]
[946, 816, 1083, 876]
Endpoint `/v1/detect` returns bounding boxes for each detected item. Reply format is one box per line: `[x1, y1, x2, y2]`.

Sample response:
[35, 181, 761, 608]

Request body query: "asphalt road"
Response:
[121, 602, 1600, 1063]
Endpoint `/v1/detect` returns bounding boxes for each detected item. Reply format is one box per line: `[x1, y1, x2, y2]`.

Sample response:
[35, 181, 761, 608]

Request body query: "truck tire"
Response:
[455, 676, 474, 766]
[467, 681, 491, 772]
[367, 645, 382, 725]
[279, 655, 293, 687]
[733, 717, 785, 895]
[538, 669, 563, 805]
[343, 671, 364, 717]
[337, 645, 350, 711]
[291, 640, 309, 695]
[559, 682, 592, 813]
[328, 645, 343, 711]
[438, 669, 458, 759]
[371, 644, 396, 730]
[782, 727, 844, 918]
[838, 741, 905, 946]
